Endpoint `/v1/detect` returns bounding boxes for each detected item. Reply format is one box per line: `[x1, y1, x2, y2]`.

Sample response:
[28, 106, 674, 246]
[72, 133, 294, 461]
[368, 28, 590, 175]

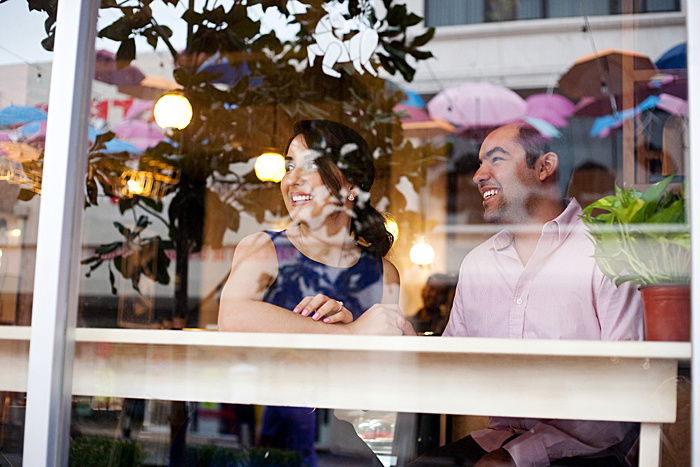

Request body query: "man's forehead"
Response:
[480, 125, 521, 156]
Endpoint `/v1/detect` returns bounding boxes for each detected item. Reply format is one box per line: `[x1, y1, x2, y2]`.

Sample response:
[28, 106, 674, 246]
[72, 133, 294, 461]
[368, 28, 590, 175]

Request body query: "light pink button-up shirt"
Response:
[444, 199, 643, 466]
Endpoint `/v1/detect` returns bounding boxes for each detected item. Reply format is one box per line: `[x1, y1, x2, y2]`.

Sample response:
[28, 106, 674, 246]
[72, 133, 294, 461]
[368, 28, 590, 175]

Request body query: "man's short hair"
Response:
[514, 124, 551, 169]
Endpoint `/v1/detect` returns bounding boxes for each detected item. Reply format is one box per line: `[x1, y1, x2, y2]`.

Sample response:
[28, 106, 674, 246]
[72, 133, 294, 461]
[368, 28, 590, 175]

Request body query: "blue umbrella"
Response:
[590, 95, 660, 138]
[103, 138, 142, 154]
[0, 105, 47, 126]
[401, 89, 426, 108]
[656, 42, 686, 70]
[197, 52, 261, 86]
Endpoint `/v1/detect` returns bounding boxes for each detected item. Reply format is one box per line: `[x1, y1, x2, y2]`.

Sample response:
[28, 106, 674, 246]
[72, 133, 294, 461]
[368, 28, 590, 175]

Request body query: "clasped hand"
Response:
[293, 294, 353, 323]
[292, 295, 415, 335]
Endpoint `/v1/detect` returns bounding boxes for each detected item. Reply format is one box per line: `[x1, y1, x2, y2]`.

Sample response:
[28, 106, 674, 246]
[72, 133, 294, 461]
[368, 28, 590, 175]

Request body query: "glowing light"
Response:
[8, 229, 21, 238]
[384, 217, 399, 241]
[126, 179, 145, 196]
[410, 237, 435, 266]
[255, 151, 286, 182]
[154, 93, 193, 130]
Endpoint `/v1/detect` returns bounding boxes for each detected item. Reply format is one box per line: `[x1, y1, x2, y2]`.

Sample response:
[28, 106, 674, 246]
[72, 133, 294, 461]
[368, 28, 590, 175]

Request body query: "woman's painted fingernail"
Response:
[323, 318, 330, 323]
[312, 313, 320, 320]
[301, 309, 310, 316]
[292, 307, 300, 313]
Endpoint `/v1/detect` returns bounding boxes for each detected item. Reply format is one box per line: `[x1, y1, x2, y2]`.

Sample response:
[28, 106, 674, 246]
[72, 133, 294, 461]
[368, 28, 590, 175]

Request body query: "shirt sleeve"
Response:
[503, 419, 636, 467]
[595, 272, 644, 341]
[443, 261, 467, 337]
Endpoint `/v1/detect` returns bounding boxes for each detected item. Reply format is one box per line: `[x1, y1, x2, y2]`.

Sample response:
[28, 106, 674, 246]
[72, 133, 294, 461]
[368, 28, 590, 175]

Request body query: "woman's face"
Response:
[281, 135, 349, 228]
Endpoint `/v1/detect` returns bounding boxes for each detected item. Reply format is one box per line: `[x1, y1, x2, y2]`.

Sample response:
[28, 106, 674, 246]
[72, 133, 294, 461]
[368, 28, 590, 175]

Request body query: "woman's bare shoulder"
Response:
[233, 232, 277, 260]
[381, 258, 400, 284]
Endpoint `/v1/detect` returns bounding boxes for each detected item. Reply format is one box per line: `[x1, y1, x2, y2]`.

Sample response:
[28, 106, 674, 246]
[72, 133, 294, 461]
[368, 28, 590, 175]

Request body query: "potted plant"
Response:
[581, 176, 690, 341]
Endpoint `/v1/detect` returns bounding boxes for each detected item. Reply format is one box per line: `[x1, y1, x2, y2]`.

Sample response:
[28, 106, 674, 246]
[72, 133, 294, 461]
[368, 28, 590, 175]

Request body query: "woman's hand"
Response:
[348, 304, 415, 335]
[293, 294, 354, 324]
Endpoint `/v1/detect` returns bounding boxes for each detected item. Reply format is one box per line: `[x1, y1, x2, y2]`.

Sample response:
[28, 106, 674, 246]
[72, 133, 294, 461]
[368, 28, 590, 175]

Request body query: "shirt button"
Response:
[515, 297, 523, 305]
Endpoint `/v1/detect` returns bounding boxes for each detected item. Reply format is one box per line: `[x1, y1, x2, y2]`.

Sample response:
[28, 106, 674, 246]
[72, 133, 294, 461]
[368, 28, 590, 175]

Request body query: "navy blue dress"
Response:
[262, 230, 384, 320]
[260, 230, 385, 466]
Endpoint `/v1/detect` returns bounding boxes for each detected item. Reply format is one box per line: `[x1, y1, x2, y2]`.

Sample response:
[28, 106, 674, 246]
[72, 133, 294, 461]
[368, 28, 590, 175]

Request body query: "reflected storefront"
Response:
[0, 0, 697, 466]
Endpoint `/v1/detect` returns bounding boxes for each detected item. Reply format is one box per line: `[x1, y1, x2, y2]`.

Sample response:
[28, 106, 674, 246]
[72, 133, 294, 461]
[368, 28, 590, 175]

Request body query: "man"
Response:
[411, 123, 643, 466]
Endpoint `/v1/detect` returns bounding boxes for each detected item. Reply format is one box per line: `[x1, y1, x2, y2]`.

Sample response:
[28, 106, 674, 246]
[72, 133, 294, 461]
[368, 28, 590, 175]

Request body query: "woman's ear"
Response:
[536, 152, 559, 182]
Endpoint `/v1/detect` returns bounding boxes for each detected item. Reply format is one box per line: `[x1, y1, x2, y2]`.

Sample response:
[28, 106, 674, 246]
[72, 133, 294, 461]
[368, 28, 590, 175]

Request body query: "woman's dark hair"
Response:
[285, 119, 393, 257]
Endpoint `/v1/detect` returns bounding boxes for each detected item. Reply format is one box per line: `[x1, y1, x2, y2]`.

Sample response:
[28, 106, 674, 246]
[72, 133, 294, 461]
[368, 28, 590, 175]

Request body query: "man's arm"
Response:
[500, 273, 643, 465]
[501, 419, 635, 467]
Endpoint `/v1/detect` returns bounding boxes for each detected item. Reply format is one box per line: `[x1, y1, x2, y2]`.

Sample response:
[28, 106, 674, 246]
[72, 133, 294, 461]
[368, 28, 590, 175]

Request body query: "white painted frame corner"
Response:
[22, 1, 99, 465]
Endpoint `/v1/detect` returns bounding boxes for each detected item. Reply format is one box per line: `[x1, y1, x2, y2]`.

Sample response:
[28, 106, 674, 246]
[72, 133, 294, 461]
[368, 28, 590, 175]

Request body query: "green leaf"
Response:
[98, 17, 133, 41]
[641, 175, 674, 202]
[410, 27, 435, 48]
[404, 13, 423, 26]
[116, 38, 136, 67]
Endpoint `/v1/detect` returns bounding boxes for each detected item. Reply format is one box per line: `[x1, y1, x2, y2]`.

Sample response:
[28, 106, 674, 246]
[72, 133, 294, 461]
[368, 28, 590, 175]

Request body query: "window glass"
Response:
[8, 0, 690, 465]
[547, 0, 610, 18]
[0, 1, 56, 463]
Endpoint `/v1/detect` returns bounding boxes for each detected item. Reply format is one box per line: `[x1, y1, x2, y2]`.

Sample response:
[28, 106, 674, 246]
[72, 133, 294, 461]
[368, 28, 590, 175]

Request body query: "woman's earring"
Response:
[348, 193, 356, 201]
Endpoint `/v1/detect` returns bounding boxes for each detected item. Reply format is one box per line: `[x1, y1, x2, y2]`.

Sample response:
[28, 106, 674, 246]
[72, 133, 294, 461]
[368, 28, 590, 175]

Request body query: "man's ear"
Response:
[536, 152, 559, 182]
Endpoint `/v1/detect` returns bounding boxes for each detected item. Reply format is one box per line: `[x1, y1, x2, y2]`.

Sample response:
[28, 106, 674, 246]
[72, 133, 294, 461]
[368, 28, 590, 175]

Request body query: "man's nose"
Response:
[473, 164, 488, 184]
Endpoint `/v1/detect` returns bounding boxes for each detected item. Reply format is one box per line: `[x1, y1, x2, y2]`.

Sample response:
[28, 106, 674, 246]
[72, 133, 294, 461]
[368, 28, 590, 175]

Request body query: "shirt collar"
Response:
[491, 198, 582, 251]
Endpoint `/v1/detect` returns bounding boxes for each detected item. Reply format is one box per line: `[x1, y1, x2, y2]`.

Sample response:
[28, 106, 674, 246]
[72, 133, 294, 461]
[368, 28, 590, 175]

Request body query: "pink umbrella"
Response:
[113, 120, 164, 151]
[124, 99, 154, 120]
[656, 93, 688, 116]
[525, 94, 575, 127]
[427, 82, 526, 129]
[394, 103, 431, 123]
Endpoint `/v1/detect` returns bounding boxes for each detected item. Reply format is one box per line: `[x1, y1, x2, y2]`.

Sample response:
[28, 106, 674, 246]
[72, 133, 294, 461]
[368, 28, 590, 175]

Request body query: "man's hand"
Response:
[347, 304, 415, 335]
[474, 448, 516, 467]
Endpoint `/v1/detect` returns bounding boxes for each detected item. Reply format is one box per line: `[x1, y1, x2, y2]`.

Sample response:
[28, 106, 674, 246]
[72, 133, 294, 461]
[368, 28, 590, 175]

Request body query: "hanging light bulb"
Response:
[154, 93, 193, 130]
[384, 216, 399, 241]
[255, 151, 286, 182]
[410, 237, 435, 266]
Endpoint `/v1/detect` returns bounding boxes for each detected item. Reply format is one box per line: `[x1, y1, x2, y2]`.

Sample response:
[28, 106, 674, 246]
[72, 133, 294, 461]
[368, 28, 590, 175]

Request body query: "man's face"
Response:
[472, 125, 542, 224]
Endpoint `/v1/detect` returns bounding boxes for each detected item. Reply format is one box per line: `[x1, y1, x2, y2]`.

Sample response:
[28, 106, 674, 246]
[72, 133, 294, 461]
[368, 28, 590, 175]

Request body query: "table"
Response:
[0, 326, 690, 466]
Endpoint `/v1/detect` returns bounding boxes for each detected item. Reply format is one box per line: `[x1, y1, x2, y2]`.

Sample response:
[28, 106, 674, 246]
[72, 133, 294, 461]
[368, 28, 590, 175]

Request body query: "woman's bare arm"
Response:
[218, 233, 411, 335]
[381, 258, 400, 305]
[218, 232, 354, 334]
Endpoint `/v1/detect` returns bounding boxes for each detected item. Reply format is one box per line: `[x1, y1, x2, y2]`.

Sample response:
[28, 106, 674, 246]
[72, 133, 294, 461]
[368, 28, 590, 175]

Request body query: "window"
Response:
[425, 0, 681, 26]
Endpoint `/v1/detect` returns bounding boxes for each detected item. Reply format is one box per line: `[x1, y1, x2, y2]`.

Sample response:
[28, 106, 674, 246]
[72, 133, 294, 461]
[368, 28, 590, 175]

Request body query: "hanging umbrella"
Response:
[0, 141, 42, 161]
[523, 117, 561, 139]
[558, 49, 657, 100]
[103, 139, 142, 154]
[575, 73, 687, 118]
[400, 89, 426, 108]
[196, 52, 259, 87]
[656, 42, 686, 71]
[118, 75, 181, 100]
[124, 99, 155, 120]
[525, 94, 575, 127]
[113, 120, 165, 151]
[427, 82, 527, 129]
[94, 49, 146, 87]
[0, 105, 47, 127]
[588, 94, 688, 138]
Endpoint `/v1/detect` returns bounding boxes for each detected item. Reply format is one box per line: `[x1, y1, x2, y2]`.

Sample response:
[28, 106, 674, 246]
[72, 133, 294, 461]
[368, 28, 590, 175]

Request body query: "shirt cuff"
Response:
[503, 431, 549, 467]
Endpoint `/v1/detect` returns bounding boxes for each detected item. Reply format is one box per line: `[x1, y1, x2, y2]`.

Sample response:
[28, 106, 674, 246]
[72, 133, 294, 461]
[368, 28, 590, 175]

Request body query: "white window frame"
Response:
[17, 1, 700, 465]
[22, 1, 99, 465]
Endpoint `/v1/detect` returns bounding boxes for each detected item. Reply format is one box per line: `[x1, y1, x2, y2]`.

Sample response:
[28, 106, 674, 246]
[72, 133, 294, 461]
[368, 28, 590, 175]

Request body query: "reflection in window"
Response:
[425, 0, 681, 26]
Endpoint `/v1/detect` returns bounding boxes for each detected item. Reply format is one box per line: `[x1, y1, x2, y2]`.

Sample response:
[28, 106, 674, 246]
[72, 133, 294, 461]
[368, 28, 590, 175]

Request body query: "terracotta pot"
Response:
[639, 284, 690, 341]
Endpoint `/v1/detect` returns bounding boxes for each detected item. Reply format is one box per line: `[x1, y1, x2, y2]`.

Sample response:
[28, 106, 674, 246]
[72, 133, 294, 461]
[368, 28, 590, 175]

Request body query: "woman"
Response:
[218, 119, 411, 336]
[218, 120, 412, 466]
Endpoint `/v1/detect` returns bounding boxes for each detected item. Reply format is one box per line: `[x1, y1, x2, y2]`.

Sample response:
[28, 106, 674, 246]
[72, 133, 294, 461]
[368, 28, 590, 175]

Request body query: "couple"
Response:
[219, 120, 643, 466]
